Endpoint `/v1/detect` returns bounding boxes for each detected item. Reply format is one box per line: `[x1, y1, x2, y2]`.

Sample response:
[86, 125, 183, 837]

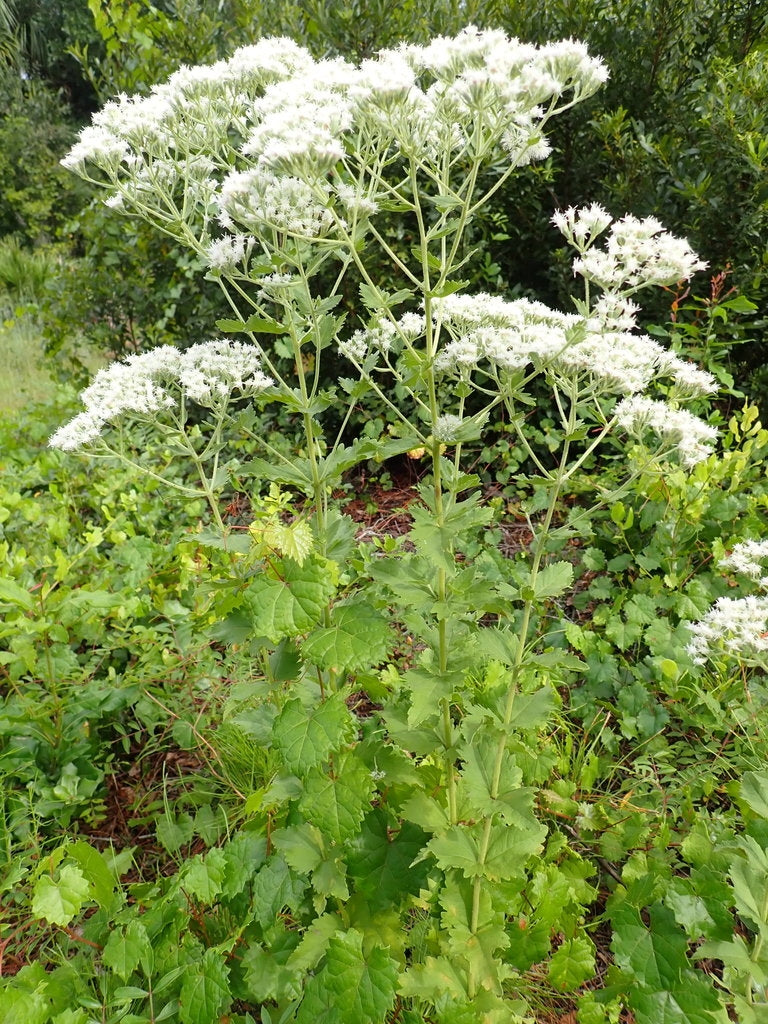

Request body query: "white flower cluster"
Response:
[570, 214, 707, 292]
[686, 595, 768, 665]
[426, 289, 715, 409]
[50, 342, 272, 451]
[62, 29, 609, 251]
[432, 413, 464, 442]
[720, 539, 768, 588]
[205, 234, 250, 273]
[337, 320, 399, 362]
[430, 294, 572, 373]
[219, 170, 336, 238]
[551, 203, 613, 249]
[614, 395, 717, 467]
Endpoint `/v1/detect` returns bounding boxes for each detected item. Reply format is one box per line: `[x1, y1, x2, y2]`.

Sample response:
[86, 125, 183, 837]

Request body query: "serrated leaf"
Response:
[101, 919, 151, 982]
[399, 956, 467, 1002]
[428, 821, 545, 880]
[0, 577, 34, 609]
[221, 833, 267, 897]
[287, 913, 340, 973]
[296, 929, 398, 1024]
[216, 314, 287, 334]
[68, 840, 119, 907]
[459, 741, 538, 828]
[253, 519, 315, 565]
[533, 561, 574, 600]
[272, 823, 326, 874]
[300, 754, 375, 844]
[605, 615, 643, 651]
[179, 949, 231, 1024]
[251, 855, 307, 929]
[181, 847, 227, 904]
[242, 929, 302, 1002]
[547, 936, 596, 991]
[244, 555, 336, 642]
[347, 811, 428, 911]
[612, 903, 722, 1023]
[32, 865, 90, 926]
[302, 602, 391, 672]
[740, 771, 768, 820]
[273, 694, 352, 774]
[404, 664, 463, 727]
[440, 880, 510, 992]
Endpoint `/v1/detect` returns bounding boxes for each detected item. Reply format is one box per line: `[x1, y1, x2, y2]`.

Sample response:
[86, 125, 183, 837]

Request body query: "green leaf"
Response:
[428, 821, 545, 880]
[440, 879, 511, 993]
[459, 740, 539, 829]
[0, 577, 34, 609]
[697, 936, 765, 983]
[611, 904, 722, 1023]
[347, 811, 428, 911]
[533, 561, 574, 600]
[215, 313, 287, 334]
[179, 949, 231, 1024]
[404, 663, 463, 727]
[251, 856, 307, 929]
[68, 840, 119, 907]
[244, 555, 337, 642]
[101, 920, 150, 982]
[605, 615, 643, 651]
[547, 936, 596, 991]
[399, 956, 467, 1003]
[741, 771, 768, 820]
[300, 754, 375, 844]
[221, 833, 267, 896]
[302, 602, 391, 672]
[273, 694, 353, 774]
[430, 278, 470, 298]
[272, 823, 326, 874]
[32, 865, 90, 926]
[242, 929, 302, 1002]
[181, 847, 227, 904]
[287, 913, 340, 973]
[296, 929, 398, 1024]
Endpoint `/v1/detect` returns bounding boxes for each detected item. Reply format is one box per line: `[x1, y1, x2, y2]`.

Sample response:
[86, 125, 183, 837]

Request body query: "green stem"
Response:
[467, 382, 579, 998]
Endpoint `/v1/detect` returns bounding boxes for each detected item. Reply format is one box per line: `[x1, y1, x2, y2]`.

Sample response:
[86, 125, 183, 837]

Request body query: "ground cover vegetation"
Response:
[0, 5, 768, 1024]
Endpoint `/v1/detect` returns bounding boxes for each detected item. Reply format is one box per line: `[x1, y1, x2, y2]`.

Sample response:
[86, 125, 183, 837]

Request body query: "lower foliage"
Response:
[2, 402, 768, 1023]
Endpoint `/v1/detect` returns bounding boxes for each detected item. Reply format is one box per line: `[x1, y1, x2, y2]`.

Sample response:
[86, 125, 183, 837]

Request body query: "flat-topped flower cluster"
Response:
[50, 341, 271, 451]
[337, 200, 715, 468]
[62, 29, 608, 263]
[687, 540, 768, 666]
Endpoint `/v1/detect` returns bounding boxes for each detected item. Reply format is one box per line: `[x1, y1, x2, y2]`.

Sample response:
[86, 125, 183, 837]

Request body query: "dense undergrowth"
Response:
[3, 392, 768, 1023]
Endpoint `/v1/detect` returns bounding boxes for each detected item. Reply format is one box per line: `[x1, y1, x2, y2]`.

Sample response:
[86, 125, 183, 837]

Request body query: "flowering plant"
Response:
[50, 26, 751, 1024]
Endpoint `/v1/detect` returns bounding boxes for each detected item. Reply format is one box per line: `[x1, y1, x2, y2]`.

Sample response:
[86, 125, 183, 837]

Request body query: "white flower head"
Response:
[218, 169, 336, 238]
[179, 341, 272, 404]
[432, 413, 464, 442]
[204, 234, 250, 273]
[687, 595, 768, 665]
[657, 352, 717, 398]
[49, 411, 106, 452]
[720, 540, 768, 589]
[587, 292, 640, 332]
[573, 214, 707, 291]
[334, 181, 379, 218]
[552, 204, 612, 250]
[614, 395, 717, 467]
[554, 331, 664, 394]
[50, 342, 272, 450]
[338, 321, 398, 363]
